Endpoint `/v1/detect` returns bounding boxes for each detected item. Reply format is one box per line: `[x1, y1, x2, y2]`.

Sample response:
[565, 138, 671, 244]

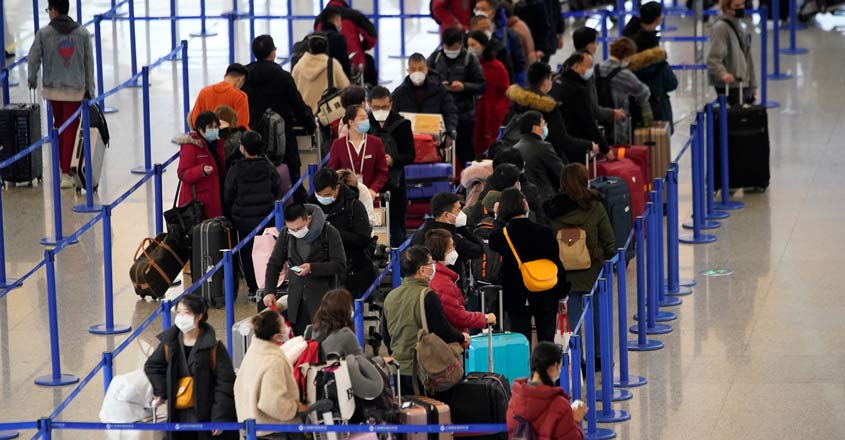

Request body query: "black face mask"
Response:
[734, 7, 745, 18]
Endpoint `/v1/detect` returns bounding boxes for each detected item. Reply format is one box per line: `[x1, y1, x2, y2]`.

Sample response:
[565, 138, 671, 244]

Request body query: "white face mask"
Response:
[444, 249, 459, 266]
[473, 9, 488, 17]
[174, 314, 196, 333]
[372, 109, 390, 122]
[469, 46, 483, 58]
[443, 48, 462, 59]
[484, 30, 493, 40]
[428, 263, 437, 281]
[288, 226, 309, 239]
[316, 195, 335, 205]
[453, 210, 467, 228]
[409, 71, 426, 86]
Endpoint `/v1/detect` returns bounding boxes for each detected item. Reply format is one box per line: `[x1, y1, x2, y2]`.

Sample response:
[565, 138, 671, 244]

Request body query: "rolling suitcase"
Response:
[465, 285, 530, 385]
[130, 233, 190, 300]
[0, 98, 42, 184]
[191, 217, 237, 308]
[590, 175, 634, 260]
[448, 372, 510, 440]
[71, 103, 109, 192]
[611, 145, 651, 187]
[404, 163, 453, 180]
[633, 121, 672, 185]
[592, 154, 646, 219]
[713, 84, 770, 191]
[399, 395, 452, 440]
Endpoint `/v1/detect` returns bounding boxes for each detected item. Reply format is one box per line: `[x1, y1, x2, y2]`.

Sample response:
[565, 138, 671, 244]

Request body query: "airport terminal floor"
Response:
[1, 0, 844, 438]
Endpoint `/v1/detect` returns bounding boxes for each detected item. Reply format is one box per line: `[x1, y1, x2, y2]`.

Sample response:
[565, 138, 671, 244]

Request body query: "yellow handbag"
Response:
[503, 227, 559, 292]
[165, 341, 218, 410]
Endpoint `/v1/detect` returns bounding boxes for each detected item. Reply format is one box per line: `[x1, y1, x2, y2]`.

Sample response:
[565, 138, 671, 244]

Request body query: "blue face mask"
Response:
[316, 195, 336, 205]
[356, 120, 371, 134]
[204, 128, 220, 142]
[542, 125, 549, 141]
[581, 68, 594, 81]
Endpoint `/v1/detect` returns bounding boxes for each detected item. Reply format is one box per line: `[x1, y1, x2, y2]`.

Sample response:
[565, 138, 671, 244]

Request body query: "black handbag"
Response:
[163, 180, 204, 242]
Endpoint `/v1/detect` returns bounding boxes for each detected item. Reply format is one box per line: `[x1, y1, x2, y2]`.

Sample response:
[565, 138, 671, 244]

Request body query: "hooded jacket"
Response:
[429, 262, 488, 333]
[176, 132, 226, 220]
[543, 192, 616, 292]
[391, 74, 459, 134]
[505, 84, 592, 163]
[514, 133, 566, 202]
[554, 70, 610, 156]
[27, 15, 95, 101]
[315, 0, 378, 70]
[427, 48, 487, 122]
[292, 52, 351, 113]
[595, 58, 654, 144]
[189, 81, 250, 129]
[475, 57, 511, 156]
[223, 156, 282, 233]
[506, 379, 584, 440]
[629, 47, 678, 130]
[707, 15, 757, 89]
[144, 324, 238, 440]
[262, 204, 347, 327]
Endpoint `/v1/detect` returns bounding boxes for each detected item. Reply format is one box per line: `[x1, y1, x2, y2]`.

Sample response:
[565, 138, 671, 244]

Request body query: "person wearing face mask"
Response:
[505, 62, 595, 164]
[465, 162, 536, 227]
[260, 203, 347, 335]
[391, 53, 459, 149]
[327, 105, 389, 201]
[223, 131, 282, 300]
[471, 1, 526, 86]
[427, 26, 487, 173]
[425, 229, 496, 333]
[555, 54, 615, 162]
[382, 245, 469, 393]
[235, 309, 310, 439]
[492, 148, 546, 226]
[514, 111, 567, 203]
[366, 86, 415, 246]
[507, 342, 586, 440]
[489, 188, 568, 345]
[595, 37, 654, 144]
[307, 168, 375, 297]
[467, 30, 511, 157]
[189, 63, 250, 130]
[145, 295, 238, 440]
[707, 0, 758, 106]
[175, 111, 227, 220]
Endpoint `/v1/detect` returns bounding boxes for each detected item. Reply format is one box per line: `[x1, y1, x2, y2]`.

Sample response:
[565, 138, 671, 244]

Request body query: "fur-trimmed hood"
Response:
[628, 47, 667, 73]
[460, 160, 493, 188]
[506, 85, 557, 113]
[175, 132, 207, 148]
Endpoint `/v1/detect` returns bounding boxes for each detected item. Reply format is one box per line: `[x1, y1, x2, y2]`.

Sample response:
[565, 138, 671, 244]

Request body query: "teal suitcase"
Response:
[465, 286, 530, 384]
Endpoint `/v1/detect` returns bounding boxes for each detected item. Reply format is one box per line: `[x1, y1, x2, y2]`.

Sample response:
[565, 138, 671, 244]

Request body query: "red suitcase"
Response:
[595, 158, 646, 219]
[611, 145, 651, 188]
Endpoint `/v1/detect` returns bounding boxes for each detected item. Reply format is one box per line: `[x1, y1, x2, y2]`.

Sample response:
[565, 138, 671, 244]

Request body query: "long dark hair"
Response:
[312, 289, 354, 335]
[560, 163, 597, 210]
[498, 187, 528, 222]
[531, 342, 564, 386]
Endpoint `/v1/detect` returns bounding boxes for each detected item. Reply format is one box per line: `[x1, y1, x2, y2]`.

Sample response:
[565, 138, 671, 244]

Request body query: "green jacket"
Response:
[383, 278, 428, 374]
[543, 192, 616, 292]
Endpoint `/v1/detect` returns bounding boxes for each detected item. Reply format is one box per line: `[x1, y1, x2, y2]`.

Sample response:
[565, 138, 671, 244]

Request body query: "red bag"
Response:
[612, 145, 651, 189]
[595, 158, 646, 219]
[413, 134, 441, 163]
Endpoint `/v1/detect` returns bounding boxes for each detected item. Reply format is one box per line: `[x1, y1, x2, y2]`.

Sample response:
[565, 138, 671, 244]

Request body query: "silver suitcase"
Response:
[231, 316, 255, 373]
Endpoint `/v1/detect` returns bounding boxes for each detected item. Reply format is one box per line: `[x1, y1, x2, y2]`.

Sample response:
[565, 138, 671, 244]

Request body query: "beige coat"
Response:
[292, 52, 351, 113]
[233, 338, 300, 436]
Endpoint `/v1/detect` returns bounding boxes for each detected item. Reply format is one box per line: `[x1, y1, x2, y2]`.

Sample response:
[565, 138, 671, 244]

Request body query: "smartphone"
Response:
[290, 266, 303, 273]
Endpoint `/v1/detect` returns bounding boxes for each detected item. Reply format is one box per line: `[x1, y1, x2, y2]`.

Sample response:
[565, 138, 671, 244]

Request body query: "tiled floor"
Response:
[1, 1, 844, 438]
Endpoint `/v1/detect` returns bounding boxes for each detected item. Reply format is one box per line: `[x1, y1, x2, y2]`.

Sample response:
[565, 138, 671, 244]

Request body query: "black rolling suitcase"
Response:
[0, 98, 42, 185]
[713, 84, 771, 191]
[191, 217, 238, 308]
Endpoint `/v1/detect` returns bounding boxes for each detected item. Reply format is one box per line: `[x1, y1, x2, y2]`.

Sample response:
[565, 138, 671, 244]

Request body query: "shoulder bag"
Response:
[163, 179, 204, 242]
[503, 226, 559, 292]
[315, 37, 345, 127]
[414, 287, 464, 394]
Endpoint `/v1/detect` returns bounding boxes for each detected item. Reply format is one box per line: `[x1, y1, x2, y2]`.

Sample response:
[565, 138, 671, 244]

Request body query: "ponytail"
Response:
[530, 342, 564, 387]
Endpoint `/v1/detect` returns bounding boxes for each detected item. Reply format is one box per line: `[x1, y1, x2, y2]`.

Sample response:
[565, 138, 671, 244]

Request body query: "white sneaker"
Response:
[60, 174, 74, 189]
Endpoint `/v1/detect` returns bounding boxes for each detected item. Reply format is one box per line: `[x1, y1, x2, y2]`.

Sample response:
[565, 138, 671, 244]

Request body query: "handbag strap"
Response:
[172, 177, 198, 209]
[503, 227, 524, 268]
[417, 287, 430, 334]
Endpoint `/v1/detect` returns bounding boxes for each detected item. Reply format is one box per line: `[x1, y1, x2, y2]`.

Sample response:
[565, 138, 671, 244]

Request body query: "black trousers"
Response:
[456, 119, 476, 169]
[237, 229, 258, 294]
[506, 303, 557, 347]
[388, 181, 408, 247]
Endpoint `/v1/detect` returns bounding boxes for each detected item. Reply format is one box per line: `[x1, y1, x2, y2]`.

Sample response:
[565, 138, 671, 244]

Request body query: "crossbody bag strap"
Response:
[418, 287, 430, 334]
[502, 227, 524, 268]
[327, 53, 335, 91]
[720, 17, 748, 56]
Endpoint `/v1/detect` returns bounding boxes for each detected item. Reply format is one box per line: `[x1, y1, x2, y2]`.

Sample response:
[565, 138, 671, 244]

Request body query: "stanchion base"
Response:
[660, 25, 679, 32]
[101, 106, 119, 114]
[630, 323, 672, 335]
[705, 209, 731, 220]
[72, 203, 105, 213]
[595, 409, 631, 423]
[595, 388, 634, 402]
[627, 339, 664, 351]
[764, 100, 782, 109]
[781, 47, 808, 55]
[660, 296, 683, 307]
[89, 323, 133, 335]
[387, 55, 410, 59]
[40, 236, 79, 246]
[34, 373, 79, 387]
[0, 278, 23, 290]
[189, 31, 219, 37]
[131, 166, 153, 175]
[683, 219, 720, 230]
[0, 431, 20, 439]
[714, 200, 745, 210]
[668, 278, 697, 287]
[633, 310, 677, 322]
[7, 79, 19, 87]
[666, 285, 693, 296]
[584, 427, 616, 440]
[768, 73, 793, 81]
[614, 375, 647, 388]
[679, 233, 717, 244]
[126, 80, 143, 88]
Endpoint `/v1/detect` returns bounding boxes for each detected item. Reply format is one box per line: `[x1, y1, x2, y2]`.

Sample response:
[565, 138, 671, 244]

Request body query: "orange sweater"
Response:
[189, 81, 250, 128]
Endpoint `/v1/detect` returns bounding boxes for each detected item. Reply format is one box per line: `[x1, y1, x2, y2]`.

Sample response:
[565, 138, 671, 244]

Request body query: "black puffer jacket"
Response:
[427, 49, 487, 123]
[223, 157, 282, 232]
[552, 69, 610, 156]
[392, 75, 458, 134]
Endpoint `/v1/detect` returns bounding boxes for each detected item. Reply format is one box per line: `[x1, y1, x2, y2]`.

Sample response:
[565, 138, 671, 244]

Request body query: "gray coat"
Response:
[584, 72, 616, 128]
[27, 16, 95, 100]
[707, 15, 757, 89]
[515, 133, 565, 201]
[262, 204, 347, 327]
[596, 59, 653, 144]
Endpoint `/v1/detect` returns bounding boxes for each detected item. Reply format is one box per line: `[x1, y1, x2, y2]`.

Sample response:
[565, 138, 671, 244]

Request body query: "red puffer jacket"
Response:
[430, 0, 474, 32]
[429, 262, 487, 333]
[317, 0, 378, 70]
[176, 132, 226, 220]
[506, 379, 584, 440]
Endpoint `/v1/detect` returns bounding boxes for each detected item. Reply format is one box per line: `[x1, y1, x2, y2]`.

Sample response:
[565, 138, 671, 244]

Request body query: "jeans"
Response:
[50, 100, 81, 174]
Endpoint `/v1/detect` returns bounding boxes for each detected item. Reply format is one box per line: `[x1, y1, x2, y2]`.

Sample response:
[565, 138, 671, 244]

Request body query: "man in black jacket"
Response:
[367, 86, 415, 247]
[307, 168, 375, 298]
[242, 35, 316, 202]
[513, 111, 565, 203]
[427, 27, 487, 170]
[391, 53, 458, 142]
[555, 52, 615, 162]
[315, 6, 353, 78]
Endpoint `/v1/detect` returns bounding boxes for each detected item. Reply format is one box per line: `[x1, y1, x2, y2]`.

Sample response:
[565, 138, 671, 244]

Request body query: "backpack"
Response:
[471, 214, 502, 285]
[498, 114, 523, 149]
[556, 227, 592, 270]
[511, 415, 538, 440]
[255, 109, 286, 165]
[415, 287, 465, 394]
[595, 65, 624, 109]
[375, 118, 408, 189]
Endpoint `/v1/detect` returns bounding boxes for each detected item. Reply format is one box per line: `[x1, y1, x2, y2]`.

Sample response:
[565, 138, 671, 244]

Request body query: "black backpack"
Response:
[595, 65, 624, 109]
[470, 214, 502, 285]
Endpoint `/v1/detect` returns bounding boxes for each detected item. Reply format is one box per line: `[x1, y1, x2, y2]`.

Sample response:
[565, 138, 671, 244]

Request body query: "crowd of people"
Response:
[22, 0, 762, 438]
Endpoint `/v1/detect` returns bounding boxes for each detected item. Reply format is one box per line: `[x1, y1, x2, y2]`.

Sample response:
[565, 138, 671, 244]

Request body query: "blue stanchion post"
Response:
[759, 8, 781, 109]
[162, 299, 173, 330]
[35, 250, 80, 386]
[595, 274, 633, 418]
[665, 164, 694, 295]
[684, 112, 720, 230]
[245, 419, 258, 440]
[389, 0, 408, 59]
[704, 104, 729, 220]
[40, 103, 75, 246]
[628, 216, 665, 345]
[680, 116, 717, 242]
[191, 0, 218, 37]
[654, 180, 683, 311]
[659, 0, 679, 32]
[38, 418, 51, 440]
[714, 94, 745, 210]
[131, 66, 152, 174]
[569, 336, 582, 401]
[181, 40, 190, 133]
[768, 4, 791, 80]
[613, 248, 647, 387]
[286, 0, 294, 60]
[32, 0, 40, 34]
[372, 0, 381, 81]
[93, 16, 118, 113]
[76, 0, 82, 23]
[307, 163, 318, 194]
[274, 200, 285, 232]
[248, 0, 255, 62]
[1, 68, 9, 106]
[227, 12, 235, 66]
[617, 0, 626, 37]
[90, 205, 132, 335]
[224, 250, 236, 352]
[0, 183, 20, 291]
[391, 249, 401, 288]
[73, 101, 104, 213]
[648, 190, 679, 321]
[102, 351, 113, 394]
[600, 11, 609, 61]
[354, 299, 364, 347]
[170, 0, 178, 55]
[154, 163, 164, 235]
[782, 0, 808, 54]
[128, 0, 138, 83]
[633, 203, 673, 334]
[582, 294, 615, 440]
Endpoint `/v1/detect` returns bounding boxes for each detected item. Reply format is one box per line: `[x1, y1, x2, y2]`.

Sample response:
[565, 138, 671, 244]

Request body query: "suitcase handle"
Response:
[586, 152, 598, 187]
